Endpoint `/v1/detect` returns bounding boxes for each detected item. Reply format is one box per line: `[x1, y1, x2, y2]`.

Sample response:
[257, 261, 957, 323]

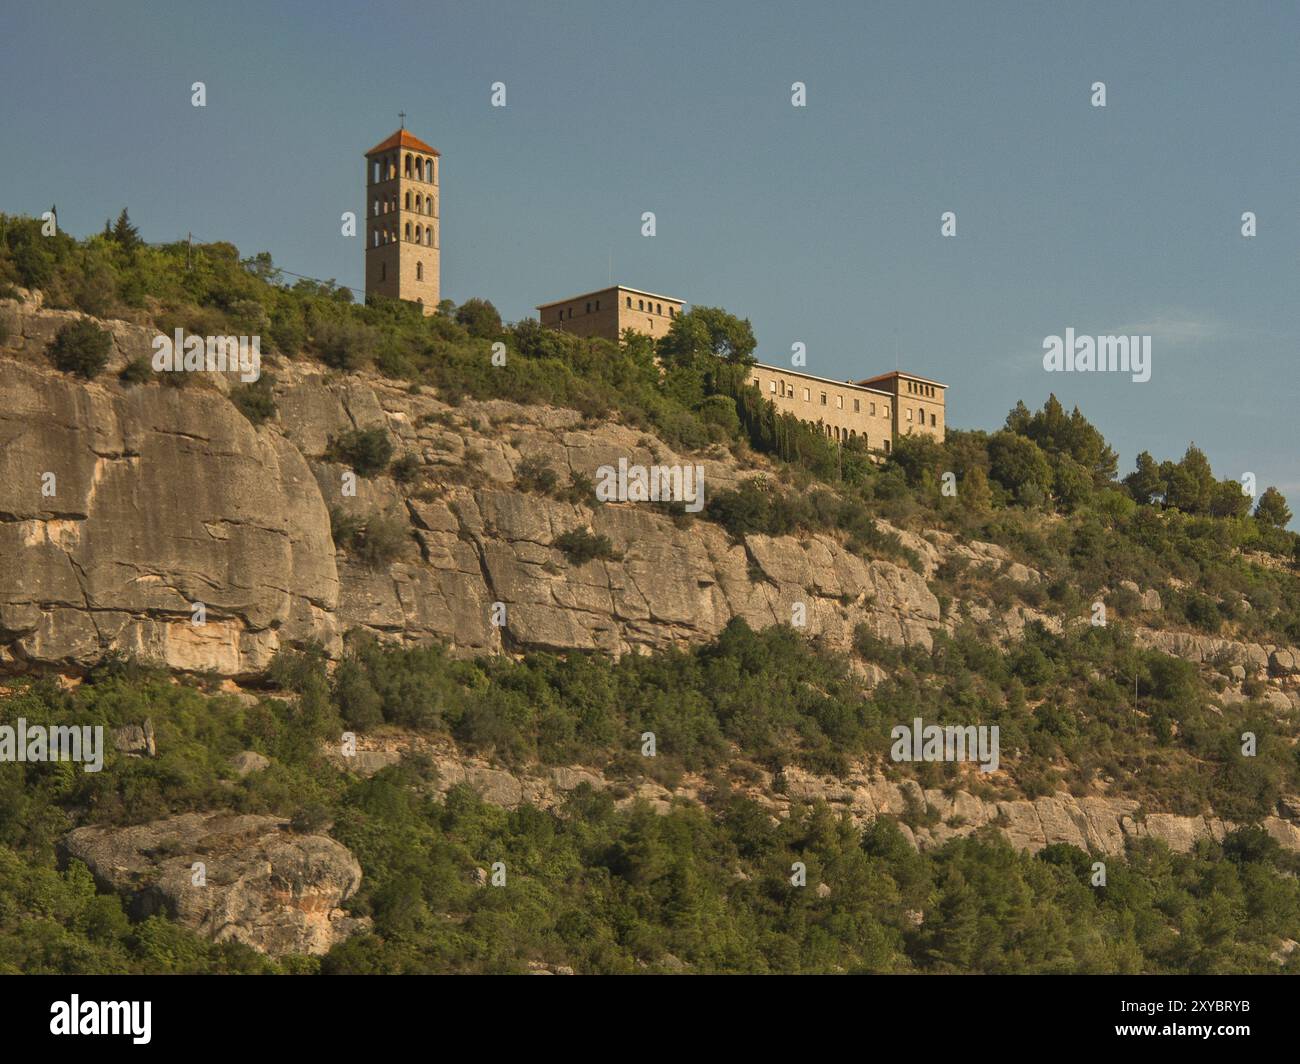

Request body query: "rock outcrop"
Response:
[328, 731, 1300, 859]
[0, 294, 941, 674]
[60, 812, 366, 957]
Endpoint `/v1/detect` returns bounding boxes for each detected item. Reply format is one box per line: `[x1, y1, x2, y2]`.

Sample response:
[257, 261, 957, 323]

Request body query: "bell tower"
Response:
[364, 124, 440, 315]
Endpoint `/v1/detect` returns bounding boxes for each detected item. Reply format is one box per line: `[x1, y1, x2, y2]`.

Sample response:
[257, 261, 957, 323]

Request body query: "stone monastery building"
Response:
[537, 283, 948, 453]
[362, 127, 946, 451]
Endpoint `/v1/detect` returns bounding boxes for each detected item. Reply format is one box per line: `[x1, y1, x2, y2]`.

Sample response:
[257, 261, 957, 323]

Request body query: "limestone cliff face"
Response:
[0, 294, 941, 675]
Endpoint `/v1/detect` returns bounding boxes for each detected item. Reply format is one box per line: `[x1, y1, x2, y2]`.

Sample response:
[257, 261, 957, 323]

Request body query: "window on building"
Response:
[669, 307, 675, 317]
[854, 399, 860, 412]
[405, 154, 412, 176]
[638, 299, 644, 310]
[836, 395, 843, 409]
[380, 262, 386, 281]
[586, 302, 591, 313]
[656, 303, 661, 314]
[426, 159, 434, 182]
[425, 229, 432, 246]
[870, 402, 876, 415]
[931, 413, 937, 427]
[884, 439, 891, 453]
[626, 296, 632, 308]
[907, 409, 913, 422]
[416, 262, 423, 281]
[803, 388, 810, 401]
[820, 392, 827, 405]
[404, 222, 411, 240]
[770, 381, 776, 393]
[595, 300, 600, 310]
[884, 405, 889, 417]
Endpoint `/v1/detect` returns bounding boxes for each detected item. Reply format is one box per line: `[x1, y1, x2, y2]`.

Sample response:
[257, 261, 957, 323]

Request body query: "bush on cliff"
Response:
[47, 318, 111, 378]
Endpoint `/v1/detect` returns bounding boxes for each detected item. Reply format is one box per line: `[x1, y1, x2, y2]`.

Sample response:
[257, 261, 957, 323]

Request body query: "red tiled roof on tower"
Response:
[364, 129, 440, 157]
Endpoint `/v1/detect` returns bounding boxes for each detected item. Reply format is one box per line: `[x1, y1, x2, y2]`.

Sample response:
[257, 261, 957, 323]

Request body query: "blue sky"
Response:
[2, 0, 1296, 510]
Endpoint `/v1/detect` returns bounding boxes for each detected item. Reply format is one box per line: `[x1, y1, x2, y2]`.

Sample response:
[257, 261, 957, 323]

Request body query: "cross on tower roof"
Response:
[398, 111, 406, 129]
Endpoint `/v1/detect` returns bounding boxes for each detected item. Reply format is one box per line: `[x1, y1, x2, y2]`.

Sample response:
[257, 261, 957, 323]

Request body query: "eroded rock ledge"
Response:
[60, 812, 367, 957]
[328, 732, 1300, 859]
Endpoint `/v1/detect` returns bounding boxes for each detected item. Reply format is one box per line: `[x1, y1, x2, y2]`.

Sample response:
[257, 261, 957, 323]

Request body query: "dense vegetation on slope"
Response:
[3, 623, 1299, 974]
[3, 212, 1295, 649]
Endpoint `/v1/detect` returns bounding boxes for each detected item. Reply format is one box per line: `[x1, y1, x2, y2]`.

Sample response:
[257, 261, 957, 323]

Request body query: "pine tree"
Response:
[1254, 487, 1292, 528]
[110, 208, 140, 250]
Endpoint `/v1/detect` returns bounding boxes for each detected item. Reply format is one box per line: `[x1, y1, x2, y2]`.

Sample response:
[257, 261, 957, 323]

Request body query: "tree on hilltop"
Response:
[455, 297, 502, 339]
[1255, 487, 1292, 529]
[107, 208, 141, 251]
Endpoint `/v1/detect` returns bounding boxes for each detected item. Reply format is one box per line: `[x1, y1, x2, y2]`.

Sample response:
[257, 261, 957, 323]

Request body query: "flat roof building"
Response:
[537, 285, 684, 342]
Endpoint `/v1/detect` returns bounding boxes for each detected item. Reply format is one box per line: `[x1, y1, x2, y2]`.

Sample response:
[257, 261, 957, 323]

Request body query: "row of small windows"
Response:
[372, 192, 435, 217]
[370, 153, 436, 185]
[377, 262, 427, 282]
[371, 224, 435, 247]
[822, 423, 888, 450]
[754, 377, 889, 418]
[906, 380, 937, 398]
[554, 298, 678, 321]
[907, 407, 938, 428]
[558, 298, 601, 320]
[624, 296, 675, 316]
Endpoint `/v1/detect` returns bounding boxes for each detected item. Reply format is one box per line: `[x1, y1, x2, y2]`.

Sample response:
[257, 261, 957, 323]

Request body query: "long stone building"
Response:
[745, 365, 946, 451]
[536, 281, 947, 452]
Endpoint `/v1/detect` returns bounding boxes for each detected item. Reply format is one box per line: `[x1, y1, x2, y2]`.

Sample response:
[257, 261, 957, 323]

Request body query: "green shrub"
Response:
[328, 428, 394, 477]
[389, 453, 422, 485]
[313, 318, 379, 371]
[48, 319, 111, 378]
[329, 507, 408, 568]
[118, 356, 153, 385]
[515, 454, 559, 495]
[553, 527, 619, 564]
[230, 375, 277, 425]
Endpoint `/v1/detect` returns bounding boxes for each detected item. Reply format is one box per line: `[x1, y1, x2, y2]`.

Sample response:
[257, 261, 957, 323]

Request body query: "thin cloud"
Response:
[1102, 314, 1220, 347]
